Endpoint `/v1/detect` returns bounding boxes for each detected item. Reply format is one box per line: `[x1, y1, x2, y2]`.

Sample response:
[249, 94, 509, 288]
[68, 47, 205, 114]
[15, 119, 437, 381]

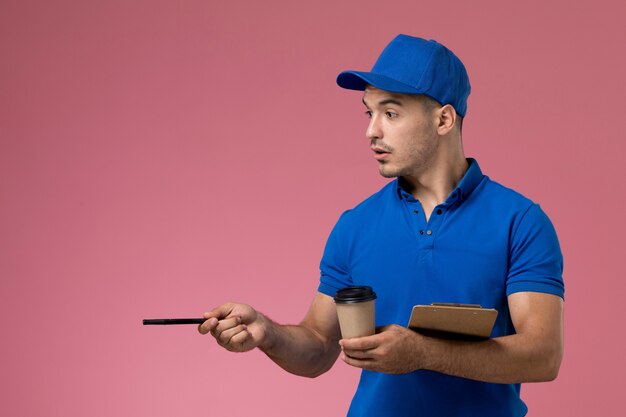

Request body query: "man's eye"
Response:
[364, 110, 373, 118]
[386, 111, 397, 118]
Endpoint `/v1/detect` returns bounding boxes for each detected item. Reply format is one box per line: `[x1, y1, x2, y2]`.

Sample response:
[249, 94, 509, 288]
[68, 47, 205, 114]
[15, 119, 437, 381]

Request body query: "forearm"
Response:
[421, 332, 563, 384]
[200, 294, 342, 377]
[341, 299, 563, 383]
[421, 293, 564, 384]
[259, 314, 341, 378]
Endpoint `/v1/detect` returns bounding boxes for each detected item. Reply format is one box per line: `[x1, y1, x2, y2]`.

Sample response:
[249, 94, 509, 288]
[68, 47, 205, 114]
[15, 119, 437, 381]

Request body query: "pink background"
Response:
[1, 0, 624, 416]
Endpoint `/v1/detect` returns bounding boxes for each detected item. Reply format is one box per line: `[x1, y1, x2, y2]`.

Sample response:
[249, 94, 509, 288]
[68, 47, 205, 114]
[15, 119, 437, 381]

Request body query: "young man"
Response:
[199, 35, 564, 416]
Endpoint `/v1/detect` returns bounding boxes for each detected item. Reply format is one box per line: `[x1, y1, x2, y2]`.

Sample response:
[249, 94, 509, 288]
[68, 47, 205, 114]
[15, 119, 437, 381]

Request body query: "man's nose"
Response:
[366, 116, 382, 140]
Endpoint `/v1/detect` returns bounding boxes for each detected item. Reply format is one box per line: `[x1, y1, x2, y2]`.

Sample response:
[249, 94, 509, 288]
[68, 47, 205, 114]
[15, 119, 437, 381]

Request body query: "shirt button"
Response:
[436, 209, 442, 215]
[426, 230, 432, 235]
[419, 230, 424, 235]
[413, 209, 419, 214]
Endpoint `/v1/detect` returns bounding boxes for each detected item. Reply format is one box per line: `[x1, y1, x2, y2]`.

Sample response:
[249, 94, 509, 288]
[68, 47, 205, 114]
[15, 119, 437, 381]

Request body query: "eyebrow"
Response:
[362, 97, 404, 107]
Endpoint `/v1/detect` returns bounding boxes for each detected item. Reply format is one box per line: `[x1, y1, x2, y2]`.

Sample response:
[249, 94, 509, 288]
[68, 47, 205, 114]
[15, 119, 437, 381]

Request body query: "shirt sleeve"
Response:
[506, 203, 564, 299]
[318, 211, 354, 297]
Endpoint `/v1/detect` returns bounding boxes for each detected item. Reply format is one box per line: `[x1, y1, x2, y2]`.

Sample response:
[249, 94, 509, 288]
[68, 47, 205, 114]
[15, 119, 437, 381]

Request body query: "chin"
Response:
[378, 165, 401, 179]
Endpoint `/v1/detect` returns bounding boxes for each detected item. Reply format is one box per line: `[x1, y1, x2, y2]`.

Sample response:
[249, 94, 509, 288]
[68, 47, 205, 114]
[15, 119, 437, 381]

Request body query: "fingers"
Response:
[197, 303, 261, 352]
[198, 315, 252, 351]
[340, 334, 379, 351]
[228, 329, 250, 346]
[212, 317, 243, 344]
[341, 345, 377, 362]
[197, 302, 241, 335]
[339, 325, 422, 374]
[341, 351, 375, 369]
[197, 314, 241, 335]
[220, 326, 252, 351]
[339, 324, 402, 352]
[213, 319, 252, 352]
[203, 303, 236, 320]
[339, 336, 377, 364]
[339, 329, 398, 363]
[198, 317, 218, 335]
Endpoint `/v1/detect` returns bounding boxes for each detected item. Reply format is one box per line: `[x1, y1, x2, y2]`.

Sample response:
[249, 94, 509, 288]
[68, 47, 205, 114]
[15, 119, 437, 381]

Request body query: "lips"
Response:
[372, 147, 390, 161]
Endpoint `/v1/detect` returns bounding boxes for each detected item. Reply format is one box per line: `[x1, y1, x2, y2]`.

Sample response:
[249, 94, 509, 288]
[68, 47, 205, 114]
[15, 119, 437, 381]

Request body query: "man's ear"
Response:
[436, 104, 457, 135]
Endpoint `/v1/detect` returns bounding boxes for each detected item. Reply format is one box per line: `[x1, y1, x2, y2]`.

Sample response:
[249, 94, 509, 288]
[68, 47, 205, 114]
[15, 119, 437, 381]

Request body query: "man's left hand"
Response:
[339, 325, 426, 374]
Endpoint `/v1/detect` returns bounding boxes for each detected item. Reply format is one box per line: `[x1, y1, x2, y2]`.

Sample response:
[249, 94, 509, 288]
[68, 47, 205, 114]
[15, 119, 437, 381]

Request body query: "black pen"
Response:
[143, 318, 206, 325]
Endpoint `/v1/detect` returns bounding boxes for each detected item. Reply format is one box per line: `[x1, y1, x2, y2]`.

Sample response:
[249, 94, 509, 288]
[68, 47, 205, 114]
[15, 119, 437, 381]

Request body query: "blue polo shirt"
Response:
[318, 159, 564, 417]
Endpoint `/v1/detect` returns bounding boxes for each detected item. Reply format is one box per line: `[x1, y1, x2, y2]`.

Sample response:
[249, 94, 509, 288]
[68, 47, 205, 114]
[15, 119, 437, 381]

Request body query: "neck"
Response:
[401, 144, 468, 206]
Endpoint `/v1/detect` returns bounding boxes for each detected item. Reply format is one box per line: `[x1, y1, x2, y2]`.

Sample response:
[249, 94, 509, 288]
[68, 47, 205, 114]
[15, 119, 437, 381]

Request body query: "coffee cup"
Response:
[334, 286, 377, 339]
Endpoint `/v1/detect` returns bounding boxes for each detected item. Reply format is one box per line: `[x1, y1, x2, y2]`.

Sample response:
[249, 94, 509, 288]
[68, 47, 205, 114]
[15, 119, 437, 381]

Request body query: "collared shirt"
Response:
[318, 158, 563, 417]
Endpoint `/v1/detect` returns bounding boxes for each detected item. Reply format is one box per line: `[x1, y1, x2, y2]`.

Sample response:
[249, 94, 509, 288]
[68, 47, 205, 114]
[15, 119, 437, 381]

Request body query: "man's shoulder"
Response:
[478, 176, 537, 211]
[476, 176, 559, 239]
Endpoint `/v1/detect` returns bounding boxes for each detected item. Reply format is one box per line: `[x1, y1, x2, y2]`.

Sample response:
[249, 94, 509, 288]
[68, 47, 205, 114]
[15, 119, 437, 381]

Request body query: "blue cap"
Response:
[337, 35, 471, 117]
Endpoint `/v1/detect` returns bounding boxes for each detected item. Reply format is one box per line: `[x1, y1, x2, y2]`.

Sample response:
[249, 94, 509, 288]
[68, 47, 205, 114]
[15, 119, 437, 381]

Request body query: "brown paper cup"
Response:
[334, 286, 377, 339]
[336, 300, 375, 339]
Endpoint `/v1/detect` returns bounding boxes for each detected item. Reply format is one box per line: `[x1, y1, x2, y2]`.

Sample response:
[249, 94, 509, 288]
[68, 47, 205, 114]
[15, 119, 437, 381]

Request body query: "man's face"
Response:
[362, 86, 439, 179]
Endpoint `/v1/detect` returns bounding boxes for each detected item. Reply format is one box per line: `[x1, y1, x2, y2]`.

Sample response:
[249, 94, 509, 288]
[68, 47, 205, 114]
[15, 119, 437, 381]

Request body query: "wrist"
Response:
[257, 313, 277, 353]
[413, 332, 437, 371]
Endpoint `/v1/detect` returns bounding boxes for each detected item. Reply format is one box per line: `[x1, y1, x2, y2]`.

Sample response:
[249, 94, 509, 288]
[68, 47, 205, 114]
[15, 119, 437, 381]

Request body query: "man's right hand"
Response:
[198, 303, 272, 353]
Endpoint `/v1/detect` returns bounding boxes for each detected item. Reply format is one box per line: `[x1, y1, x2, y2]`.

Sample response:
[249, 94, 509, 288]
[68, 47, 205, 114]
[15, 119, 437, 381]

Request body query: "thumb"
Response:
[375, 324, 395, 333]
[203, 303, 236, 320]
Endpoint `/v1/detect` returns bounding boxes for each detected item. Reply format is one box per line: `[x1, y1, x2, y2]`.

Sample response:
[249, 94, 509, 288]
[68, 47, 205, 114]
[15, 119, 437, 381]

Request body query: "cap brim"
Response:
[336, 70, 423, 95]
